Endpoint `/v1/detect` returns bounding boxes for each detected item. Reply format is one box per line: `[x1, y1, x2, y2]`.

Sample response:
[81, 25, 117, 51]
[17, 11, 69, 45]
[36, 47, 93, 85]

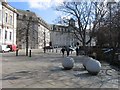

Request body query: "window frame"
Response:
[5, 30, 7, 40]
[0, 29, 1, 39]
[0, 10, 1, 22]
[5, 13, 8, 23]
[10, 32, 12, 40]
[10, 15, 12, 25]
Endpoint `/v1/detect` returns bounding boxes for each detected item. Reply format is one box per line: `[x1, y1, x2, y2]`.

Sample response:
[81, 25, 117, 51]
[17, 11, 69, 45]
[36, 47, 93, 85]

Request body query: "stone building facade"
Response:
[0, 1, 17, 46]
[50, 18, 96, 47]
[17, 9, 38, 49]
[17, 9, 51, 49]
[50, 24, 77, 47]
[0, 2, 2, 43]
[38, 17, 51, 49]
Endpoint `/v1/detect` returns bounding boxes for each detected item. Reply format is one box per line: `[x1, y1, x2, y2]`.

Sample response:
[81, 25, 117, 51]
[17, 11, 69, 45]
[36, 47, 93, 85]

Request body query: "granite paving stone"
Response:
[1, 49, 119, 88]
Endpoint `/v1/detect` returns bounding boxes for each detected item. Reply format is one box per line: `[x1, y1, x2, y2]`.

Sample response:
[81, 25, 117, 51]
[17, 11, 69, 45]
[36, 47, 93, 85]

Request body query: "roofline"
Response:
[2, 2, 18, 14]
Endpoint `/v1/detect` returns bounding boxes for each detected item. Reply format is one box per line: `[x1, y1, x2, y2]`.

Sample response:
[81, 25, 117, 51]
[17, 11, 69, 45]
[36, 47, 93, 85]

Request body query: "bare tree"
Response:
[17, 13, 39, 56]
[95, 1, 120, 48]
[55, 1, 107, 53]
[93, 1, 120, 63]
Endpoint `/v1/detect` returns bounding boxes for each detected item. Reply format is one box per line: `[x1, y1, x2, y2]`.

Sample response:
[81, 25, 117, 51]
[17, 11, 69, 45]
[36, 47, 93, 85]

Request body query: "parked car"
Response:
[69, 47, 76, 51]
[0, 45, 10, 52]
[7, 45, 19, 51]
[43, 46, 53, 49]
[102, 48, 120, 66]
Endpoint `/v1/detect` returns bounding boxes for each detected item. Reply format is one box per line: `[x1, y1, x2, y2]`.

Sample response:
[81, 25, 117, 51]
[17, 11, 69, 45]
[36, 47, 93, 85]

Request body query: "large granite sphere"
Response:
[82, 56, 93, 69]
[86, 59, 101, 75]
[62, 57, 74, 70]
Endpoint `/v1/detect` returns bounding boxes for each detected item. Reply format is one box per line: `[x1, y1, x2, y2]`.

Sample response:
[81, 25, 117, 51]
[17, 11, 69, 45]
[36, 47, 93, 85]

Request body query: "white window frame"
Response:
[0, 10, 1, 22]
[10, 15, 12, 25]
[0, 29, 1, 39]
[5, 13, 8, 23]
[10, 32, 12, 40]
[5, 30, 7, 40]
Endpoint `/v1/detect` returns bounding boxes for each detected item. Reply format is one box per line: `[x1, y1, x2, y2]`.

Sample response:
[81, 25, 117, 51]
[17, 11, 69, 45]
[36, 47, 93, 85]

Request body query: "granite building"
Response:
[17, 9, 51, 49]
[0, 1, 17, 47]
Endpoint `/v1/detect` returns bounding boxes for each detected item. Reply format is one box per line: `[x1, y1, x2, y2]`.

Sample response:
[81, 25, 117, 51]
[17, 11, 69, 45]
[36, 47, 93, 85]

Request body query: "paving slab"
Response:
[0, 49, 119, 88]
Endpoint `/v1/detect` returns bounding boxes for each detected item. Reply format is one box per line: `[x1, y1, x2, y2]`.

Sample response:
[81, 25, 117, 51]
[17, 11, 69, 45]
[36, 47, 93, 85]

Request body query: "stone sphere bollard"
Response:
[62, 57, 74, 70]
[86, 59, 101, 75]
[82, 56, 93, 69]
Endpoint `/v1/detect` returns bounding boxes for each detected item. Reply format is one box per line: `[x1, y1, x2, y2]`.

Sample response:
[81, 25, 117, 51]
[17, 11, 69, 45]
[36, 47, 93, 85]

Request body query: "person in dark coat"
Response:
[66, 47, 70, 56]
[61, 47, 65, 57]
[76, 47, 79, 56]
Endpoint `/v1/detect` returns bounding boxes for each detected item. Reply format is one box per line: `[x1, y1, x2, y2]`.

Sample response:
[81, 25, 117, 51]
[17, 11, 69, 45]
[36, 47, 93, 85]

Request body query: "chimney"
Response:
[26, 10, 30, 12]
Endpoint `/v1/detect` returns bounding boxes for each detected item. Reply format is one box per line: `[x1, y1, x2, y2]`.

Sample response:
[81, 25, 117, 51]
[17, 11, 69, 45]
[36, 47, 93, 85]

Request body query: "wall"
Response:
[38, 23, 50, 49]
[50, 25, 77, 47]
[1, 3, 17, 46]
[0, 2, 2, 44]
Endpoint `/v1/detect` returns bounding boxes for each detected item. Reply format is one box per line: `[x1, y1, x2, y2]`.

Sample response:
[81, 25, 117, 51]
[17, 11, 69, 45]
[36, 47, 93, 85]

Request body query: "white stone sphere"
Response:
[86, 59, 101, 75]
[82, 56, 93, 69]
[62, 57, 74, 70]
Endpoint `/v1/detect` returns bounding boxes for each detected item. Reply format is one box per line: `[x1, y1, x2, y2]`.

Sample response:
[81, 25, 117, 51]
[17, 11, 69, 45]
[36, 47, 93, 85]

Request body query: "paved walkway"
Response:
[0, 49, 119, 88]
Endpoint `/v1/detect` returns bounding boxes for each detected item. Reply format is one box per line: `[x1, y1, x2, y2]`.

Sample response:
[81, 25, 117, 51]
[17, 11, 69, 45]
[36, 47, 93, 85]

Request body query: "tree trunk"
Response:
[83, 39, 86, 55]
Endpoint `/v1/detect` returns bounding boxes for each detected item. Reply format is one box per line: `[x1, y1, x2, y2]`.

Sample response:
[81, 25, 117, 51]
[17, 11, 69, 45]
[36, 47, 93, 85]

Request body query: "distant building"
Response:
[37, 17, 51, 49]
[17, 9, 38, 49]
[50, 18, 96, 47]
[50, 19, 78, 47]
[17, 9, 51, 49]
[0, 1, 17, 46]
[0, 2, 2, 42]
[50, 24, 78, 47]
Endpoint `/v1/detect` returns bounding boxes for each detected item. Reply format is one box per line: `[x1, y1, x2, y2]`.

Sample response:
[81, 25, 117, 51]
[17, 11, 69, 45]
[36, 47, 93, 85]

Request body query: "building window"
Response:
[0, 10, 1, 22]
[5, 30, 7, 39]
[5, 13, 8, 23]
[0, 29, 1, 39]
[10, 32, 12, 40]
[10, 15, 12, 25]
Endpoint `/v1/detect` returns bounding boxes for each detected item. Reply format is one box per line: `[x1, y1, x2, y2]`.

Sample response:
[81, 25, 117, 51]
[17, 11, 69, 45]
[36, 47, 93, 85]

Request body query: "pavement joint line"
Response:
[2, 50, 119, 88]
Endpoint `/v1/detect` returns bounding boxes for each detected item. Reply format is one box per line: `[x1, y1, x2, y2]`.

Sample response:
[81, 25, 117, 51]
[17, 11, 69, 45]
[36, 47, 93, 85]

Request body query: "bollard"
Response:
[62, 57, 74, 70]
[29, 50, 31, 57]
[52, 49, 54, 52]
[44, 48, 46, 53]
[118, 54, 120, 61]
[56, 49, 57, 53]
[16, 49, 18, 56]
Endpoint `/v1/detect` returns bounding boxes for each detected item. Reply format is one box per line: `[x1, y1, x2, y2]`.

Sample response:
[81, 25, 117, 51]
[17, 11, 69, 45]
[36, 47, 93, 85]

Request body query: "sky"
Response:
[7, 0, 64, 24]
[7, 0, 119, 25]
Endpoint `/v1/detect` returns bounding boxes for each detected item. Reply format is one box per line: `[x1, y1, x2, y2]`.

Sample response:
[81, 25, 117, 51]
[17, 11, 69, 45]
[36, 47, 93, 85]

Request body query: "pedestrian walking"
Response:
[66, 47, 70, 56]
[61, 47, 65, 57]
[76, 47, 79, 56]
